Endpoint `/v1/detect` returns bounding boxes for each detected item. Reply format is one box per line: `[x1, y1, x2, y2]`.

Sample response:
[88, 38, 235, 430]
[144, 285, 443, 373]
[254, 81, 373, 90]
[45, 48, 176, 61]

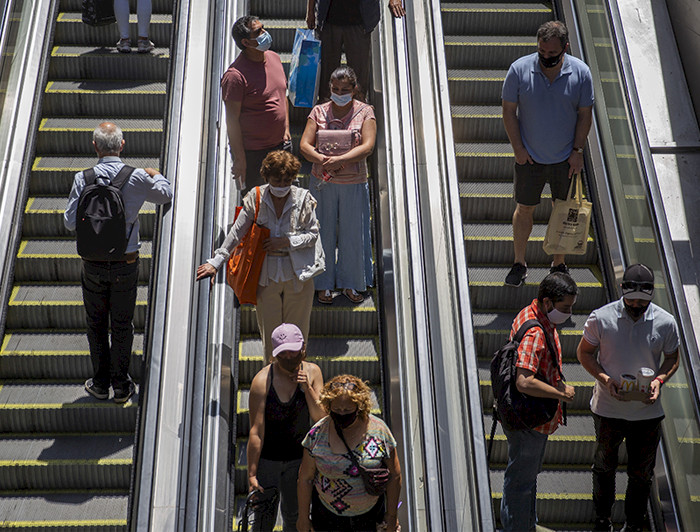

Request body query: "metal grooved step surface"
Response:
[0, 0, 173, 529]
[440, 2, 610, 529]
[232, 1, 383, 527]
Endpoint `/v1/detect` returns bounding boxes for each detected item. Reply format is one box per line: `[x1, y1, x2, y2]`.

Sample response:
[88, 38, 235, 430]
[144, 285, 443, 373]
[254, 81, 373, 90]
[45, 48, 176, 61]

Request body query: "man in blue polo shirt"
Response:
[502, 20, 594, 286]
[576, 264, 680, 532]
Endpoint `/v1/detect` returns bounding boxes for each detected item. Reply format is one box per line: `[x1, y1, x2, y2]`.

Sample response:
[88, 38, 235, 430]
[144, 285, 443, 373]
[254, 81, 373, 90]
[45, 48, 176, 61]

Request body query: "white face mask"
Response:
[330, 92, 353, 106]
[269, 185, 291, 197]
[547, 306, 571, 325]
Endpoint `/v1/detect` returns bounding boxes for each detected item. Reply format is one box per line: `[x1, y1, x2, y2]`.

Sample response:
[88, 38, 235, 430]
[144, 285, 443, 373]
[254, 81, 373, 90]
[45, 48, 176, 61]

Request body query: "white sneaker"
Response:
[116, 38, 131, 53]
[137, 38, 155, 53]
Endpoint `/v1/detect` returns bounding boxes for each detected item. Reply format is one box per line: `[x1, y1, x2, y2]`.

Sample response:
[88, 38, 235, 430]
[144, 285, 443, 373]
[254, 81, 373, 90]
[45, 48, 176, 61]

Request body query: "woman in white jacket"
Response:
[196, 151, 324, 362]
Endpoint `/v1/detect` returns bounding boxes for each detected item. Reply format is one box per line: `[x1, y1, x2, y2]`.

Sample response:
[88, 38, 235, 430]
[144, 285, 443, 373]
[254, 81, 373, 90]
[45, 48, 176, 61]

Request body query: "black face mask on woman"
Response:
[277, 352, 304, 373]
[331, 410, 358, 429]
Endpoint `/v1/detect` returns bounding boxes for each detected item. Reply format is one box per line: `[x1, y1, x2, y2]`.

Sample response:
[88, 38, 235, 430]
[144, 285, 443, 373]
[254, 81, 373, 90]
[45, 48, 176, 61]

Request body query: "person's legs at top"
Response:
[255, 282, 284, 364]
[136, 0, 154, 52]
[340, 25, 371, 99]
[243, 149, 269, 196]
[107, 260, 139, 398]
[335, 182, 370, 298]
[317, 24, 343, 101]
[113, 0, 131, 52]
[500, 426, 549, 531]
[280, 279, 314, 347]
[278, 458, 303, 532]
[592, 414, 626, 525]
[311, 488, 354, 532]
[546, 160, 572, 271]
[81, 261, 112, 394]
[623, 416, 663, 530]
[312, 177, 340, 299]
[250, 457, 283, 532]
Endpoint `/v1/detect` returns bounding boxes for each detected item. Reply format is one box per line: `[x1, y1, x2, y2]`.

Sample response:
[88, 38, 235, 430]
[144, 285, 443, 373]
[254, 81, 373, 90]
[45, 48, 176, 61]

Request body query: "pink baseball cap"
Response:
[271, 323, 304, 357]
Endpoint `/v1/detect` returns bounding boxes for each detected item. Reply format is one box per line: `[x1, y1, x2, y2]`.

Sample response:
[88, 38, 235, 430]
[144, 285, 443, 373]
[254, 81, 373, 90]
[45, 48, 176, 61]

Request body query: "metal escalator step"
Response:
[238, 335, 380, 383]
[447, 69, 506, 105]
[441, 3, 551, 36]
[23, 196, 155, 239]
[0, 493, 127, 530]
[15, 240, 152, 283]
[55, 13, 172, 47]
[444, 35, 536, 70]
[0, 434, 133, 490]
[478, 362, 597, 412]
[468, 266, 605, 309]
[0, 382, 138, 433]
[455, 141, 512, 179]
[6, 285, 148, 330]
[452, 104, 508, 142]
[472, 311, 589, 357]
[60, 0, 173, 12]
[463, 222, 597, 264]
[43, 80, 167, 117]
[262, 19, 305, 52]
[459, 181, 551, 221]
[490, 470, 628, 524]
[36, 118, 163, 155]
[48, 46, 169, 81]
[0, 332, 144, 380]
[240, 293, 379, 336]
[30, 155, 161, 194]
[250, 0, 306, 18]
[235, 386, 382, 437]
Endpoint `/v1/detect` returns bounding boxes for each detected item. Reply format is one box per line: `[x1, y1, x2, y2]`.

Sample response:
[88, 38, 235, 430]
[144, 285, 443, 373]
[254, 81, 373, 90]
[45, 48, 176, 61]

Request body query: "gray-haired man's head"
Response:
[93, 122, 124, 155]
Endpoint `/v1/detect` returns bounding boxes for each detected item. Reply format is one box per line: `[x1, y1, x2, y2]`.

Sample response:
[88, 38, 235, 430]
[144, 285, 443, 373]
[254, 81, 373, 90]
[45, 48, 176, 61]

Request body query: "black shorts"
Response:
[513, 160, 570, 206]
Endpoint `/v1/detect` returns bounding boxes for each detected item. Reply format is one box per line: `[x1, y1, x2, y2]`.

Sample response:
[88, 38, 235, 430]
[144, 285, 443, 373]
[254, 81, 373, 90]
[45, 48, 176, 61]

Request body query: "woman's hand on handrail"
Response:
[196, 263, 217, 288]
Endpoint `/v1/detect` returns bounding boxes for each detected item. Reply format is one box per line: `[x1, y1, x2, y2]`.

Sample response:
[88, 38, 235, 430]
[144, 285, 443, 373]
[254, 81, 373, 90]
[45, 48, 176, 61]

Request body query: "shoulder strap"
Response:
[83, 168, 96, 185]
[254, 187, 261, 222]
[514, 319, 561, 377]
[111, 165, 135, 190]
[334, 421, 362, 467]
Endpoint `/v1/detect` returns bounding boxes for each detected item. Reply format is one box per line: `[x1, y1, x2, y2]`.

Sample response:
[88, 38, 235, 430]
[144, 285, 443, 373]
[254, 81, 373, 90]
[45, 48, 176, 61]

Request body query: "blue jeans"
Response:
[592, 414, 663, 528]
[311, 178, 373, 292]
[250, 457, 302, 532]
[500, 427, 549, 531]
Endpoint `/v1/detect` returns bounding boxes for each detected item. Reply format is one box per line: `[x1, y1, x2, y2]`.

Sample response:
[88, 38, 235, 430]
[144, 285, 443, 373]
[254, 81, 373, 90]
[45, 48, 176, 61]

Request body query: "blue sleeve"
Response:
[63, 171, 85, 231]
[136, 169, 173, 205]
[501, 64, 520, 103]
[578, 67, 594, 108]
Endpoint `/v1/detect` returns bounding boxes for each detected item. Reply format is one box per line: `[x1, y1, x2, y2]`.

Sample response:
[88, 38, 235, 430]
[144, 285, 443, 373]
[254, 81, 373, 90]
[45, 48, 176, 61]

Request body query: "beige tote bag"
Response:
[543, 174, 592, 256]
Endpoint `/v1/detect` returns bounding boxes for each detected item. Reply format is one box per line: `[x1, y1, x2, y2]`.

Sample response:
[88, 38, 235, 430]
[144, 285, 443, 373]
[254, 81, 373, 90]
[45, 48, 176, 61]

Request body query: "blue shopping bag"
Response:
[288, 29, 321, 108]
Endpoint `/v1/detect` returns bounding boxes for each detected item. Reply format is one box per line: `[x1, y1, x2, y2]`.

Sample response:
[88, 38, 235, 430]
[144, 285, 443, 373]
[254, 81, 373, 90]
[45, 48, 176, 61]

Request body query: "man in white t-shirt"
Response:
[576, 264, 680, 532]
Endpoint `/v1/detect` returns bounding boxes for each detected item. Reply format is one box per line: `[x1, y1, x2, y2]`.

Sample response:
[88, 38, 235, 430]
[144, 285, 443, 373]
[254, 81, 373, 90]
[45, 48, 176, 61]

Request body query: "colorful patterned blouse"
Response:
[302, 414, 396, 516]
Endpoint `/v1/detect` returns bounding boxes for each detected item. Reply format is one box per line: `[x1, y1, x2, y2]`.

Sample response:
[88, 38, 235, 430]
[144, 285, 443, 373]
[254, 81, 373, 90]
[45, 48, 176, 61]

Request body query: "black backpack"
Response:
[82, 0, 116, 26]
[76, 165, 135, 261]
[488, 319, 565, 460]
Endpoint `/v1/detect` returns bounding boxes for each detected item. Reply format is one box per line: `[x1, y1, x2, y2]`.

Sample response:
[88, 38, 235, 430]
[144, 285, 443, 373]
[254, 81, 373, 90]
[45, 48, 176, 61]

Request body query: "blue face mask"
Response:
[254, 31, 272, 52]
[330, 92, 353, 107]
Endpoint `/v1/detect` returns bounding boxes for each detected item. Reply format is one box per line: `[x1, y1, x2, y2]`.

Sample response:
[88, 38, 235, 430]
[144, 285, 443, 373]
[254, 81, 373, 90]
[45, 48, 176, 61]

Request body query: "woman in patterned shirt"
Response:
[296, 375, 401, 531]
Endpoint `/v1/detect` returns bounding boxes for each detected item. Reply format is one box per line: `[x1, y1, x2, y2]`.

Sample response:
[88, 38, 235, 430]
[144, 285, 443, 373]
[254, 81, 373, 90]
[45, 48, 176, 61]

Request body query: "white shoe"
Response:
[116, 38, 131, 53]
[137, 38, 155, 53]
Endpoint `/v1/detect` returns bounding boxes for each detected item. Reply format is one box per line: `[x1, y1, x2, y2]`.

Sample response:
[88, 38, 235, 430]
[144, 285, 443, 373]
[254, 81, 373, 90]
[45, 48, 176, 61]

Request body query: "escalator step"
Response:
[441, 3, 550, 36]
[43, 80, 167, 117]
[0, 332, 143, 380]
[452, 104, 508, 142]
[30, 155, 161, 194]
[0, 434, 133, 490]
[444, 35, 535, 70]
[36, 118, 163, 155]
[455, 141, 513, 179]
[251, 0, 306, 18]
[48, 46, 169, 81]
[459, 181, 551, 221]
[6, 285, 147, 329]
[238, 336, 380, 383]
[60, 0, 173, 11]
[447, 68, 506, 104]
[0, 382, 138, 433]
[55, 13, 172, 47]
[0, 493, 128, 531]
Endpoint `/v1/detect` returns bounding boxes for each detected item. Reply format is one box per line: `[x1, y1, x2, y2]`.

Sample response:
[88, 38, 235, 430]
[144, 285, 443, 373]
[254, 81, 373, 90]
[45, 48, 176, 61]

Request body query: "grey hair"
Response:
[93, 123, 123, 154]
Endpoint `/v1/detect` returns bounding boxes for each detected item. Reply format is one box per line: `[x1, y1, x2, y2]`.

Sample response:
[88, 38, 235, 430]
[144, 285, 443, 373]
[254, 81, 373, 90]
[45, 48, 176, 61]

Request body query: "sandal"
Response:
[342, 288, 364, 304]
[317, 289, 333, 304]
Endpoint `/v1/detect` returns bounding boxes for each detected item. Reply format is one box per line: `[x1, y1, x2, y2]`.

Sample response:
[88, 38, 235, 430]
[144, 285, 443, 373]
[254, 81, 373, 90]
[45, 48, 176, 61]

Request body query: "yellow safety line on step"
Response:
[23, 198, 34, 213]
[45, 85, 165, 95]
[455, 151, 512, 158]
[0, 403, 137, 409]
[0, 519, 127, 527]
[0, 335, 10, 353]
[470, 281, 601, 288]
[0, 458, 131, 466]
[448, 75, 505, 82]
[39, 123, 161, 133]
[442, 7, 549, 12]
[445, 41, 533, 47]
[491, 492, 622, 501]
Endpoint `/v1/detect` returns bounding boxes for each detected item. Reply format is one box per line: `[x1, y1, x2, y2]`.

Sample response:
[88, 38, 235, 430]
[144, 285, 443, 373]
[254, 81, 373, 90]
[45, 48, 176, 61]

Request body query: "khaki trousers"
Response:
[256, 278, 314, 363]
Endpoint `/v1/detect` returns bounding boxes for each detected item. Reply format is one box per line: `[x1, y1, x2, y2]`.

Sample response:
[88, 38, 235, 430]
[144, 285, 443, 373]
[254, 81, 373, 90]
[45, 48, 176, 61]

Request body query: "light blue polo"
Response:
[582, 298, 680, 421]
[502, 52, 594, 164]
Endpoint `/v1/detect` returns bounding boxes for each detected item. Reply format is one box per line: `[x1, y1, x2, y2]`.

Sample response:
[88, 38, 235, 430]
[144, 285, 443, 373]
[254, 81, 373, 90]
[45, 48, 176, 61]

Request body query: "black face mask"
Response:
[538, 50, 564, 69]
[330, 410, 358, 429]
[624, 301, 650, 319]
[277, 353, 303, 373]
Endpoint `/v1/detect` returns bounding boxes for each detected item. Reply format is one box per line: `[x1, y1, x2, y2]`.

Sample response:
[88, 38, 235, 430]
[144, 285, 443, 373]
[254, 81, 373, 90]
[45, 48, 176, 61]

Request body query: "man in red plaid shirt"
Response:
[501, 272, 578, 531]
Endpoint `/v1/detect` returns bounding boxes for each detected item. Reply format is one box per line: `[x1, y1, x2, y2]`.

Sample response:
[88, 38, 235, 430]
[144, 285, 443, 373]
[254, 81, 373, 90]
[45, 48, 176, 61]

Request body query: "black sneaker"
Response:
[505, 263, 527, 287]
[85, 378, 109, 400]
[550, 263, 570, 275]
[594, 517, 614, 532]
[113, 382, 135, 404]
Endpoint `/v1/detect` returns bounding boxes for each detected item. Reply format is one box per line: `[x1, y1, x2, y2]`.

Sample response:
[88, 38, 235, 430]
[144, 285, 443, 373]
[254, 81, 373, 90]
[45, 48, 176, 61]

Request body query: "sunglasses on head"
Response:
[621, 281, 654, 294]
[330, 381, 357, 391]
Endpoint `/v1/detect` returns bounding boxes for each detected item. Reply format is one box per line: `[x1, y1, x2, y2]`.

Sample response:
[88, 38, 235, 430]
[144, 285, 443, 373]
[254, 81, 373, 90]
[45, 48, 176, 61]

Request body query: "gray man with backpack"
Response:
[64, 122, 172, 403]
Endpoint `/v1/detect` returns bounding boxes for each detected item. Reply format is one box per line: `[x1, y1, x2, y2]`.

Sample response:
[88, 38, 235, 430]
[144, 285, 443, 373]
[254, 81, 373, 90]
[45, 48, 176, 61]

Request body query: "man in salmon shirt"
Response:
[223, 16, 292, 194]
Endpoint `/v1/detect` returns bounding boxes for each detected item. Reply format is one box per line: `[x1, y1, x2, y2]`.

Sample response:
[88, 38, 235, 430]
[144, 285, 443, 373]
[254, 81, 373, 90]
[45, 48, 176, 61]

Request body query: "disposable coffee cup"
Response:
[637, 367, 655, 394]
[620, 374, 637, 392]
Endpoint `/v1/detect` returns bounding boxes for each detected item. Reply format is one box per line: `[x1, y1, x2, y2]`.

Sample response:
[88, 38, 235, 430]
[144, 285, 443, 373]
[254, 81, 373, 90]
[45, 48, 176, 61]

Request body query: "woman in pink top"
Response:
[300, 67, 377, 305]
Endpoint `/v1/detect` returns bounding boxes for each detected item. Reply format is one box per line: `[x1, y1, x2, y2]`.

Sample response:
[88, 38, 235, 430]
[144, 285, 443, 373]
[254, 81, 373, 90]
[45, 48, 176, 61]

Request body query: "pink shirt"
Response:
[221, 51, 287, 151]
[308, 101, 375, 185]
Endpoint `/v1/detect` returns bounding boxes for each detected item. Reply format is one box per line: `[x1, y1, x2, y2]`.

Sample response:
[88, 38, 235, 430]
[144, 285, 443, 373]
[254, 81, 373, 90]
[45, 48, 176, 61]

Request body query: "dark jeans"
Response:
[250, 457, 301, 532]
[243, 139, 293, 195]
[311, 488, 384, 532]
[592, 413, 664, 528]
[81, 258, 139, 391]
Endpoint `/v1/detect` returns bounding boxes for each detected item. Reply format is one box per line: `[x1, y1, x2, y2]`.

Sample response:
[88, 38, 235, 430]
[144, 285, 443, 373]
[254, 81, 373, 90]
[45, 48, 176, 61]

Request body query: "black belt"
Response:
[84, 251, 139, 264]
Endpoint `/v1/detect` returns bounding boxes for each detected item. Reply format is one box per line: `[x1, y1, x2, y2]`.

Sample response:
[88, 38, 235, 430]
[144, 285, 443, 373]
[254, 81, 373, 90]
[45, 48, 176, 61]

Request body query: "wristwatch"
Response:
[573, 147, 584, 154]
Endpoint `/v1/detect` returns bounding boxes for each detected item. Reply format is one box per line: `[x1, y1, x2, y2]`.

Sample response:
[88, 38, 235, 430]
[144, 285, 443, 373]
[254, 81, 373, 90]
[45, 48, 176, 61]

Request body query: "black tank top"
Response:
[260, 364, 310, 461]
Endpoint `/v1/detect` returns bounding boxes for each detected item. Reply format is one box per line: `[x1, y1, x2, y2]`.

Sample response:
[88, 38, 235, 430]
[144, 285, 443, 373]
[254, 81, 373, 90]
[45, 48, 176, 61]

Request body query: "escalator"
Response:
[0, 0, 173, 528]
[230, 0, 384, 525]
